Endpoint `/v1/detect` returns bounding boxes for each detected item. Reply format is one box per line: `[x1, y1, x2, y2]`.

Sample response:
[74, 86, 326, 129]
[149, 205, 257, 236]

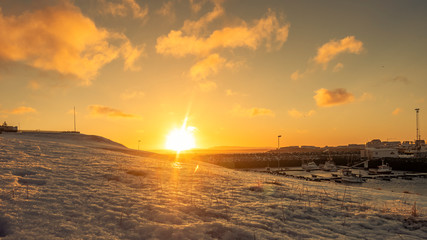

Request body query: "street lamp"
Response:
[277, 135, 282, 169]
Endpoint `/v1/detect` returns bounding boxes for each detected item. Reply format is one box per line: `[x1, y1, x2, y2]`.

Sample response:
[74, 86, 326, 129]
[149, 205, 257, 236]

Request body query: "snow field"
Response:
[0, 134, 426, 239]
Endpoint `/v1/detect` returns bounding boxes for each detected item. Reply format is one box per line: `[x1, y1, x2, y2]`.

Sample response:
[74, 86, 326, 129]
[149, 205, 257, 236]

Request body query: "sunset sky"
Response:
[1, 0, 427, 150]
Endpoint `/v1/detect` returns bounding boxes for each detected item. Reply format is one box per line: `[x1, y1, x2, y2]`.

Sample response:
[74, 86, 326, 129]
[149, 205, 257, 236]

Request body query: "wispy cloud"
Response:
[333, 62, 344, 72]
[313, 88, 355, 107]
[392, 108, 402, 115]
[288, 109, 315, 119]
[182, 0, 224, 35]
[0, 2, 143, 84]
[157, 5, 289, 91]
[232, 104, 275, 117]
[388, 76, 410, 84]
[6, 106, 37, 115]
[156, 1, 175, 22]
[89, 105, 138, 118]
[156, 10, 289, 57]
[121, 90, 145, 100]
[291, 36, 363, 80]
[190, 54, 226, 81]
[189, 0, 209, 13]
[314, 36, 363, 69]
[98, 0, 148, 19]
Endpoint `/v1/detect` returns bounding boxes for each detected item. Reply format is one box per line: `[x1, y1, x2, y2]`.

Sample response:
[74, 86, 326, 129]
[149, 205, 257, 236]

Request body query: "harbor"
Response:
[250, 167, 427, 196]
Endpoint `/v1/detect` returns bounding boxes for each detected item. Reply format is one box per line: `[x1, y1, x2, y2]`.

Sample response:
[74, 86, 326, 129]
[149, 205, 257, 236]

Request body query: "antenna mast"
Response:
[74, 106, 76, 132]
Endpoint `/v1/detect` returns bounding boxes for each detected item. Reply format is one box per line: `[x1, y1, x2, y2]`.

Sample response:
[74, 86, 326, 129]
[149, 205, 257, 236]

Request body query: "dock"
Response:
[260, 169, 427, 182]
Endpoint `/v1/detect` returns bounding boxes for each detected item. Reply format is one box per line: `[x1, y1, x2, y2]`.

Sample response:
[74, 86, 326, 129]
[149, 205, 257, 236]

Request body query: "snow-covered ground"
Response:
[1, 133, 426, 239]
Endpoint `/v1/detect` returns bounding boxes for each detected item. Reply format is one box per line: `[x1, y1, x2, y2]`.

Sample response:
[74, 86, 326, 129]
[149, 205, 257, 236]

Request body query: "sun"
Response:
[165, 126, 196, 152]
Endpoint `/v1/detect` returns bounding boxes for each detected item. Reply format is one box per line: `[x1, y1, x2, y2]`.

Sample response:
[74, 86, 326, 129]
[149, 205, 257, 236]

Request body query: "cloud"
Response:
[156, 9, 290, 57]
[182, 0, 224, 35]
[333, 62, 344, 72]
[290, 70, 302, 81]
[392, 108, 402, 115]
[121, 90, 145, 100]
[292, 36, 363, 79]
[358, 92, 373, 102]
[232, 104, 275, 117]
[0, 2, 143, 84]
[10, 106, 37, 115]
[388, 76, 410, 84]
[288, 109, 316, 119]
[156, 1, 175, 21]
[190, 54, 226, 81]
[98, 0, 148, 19]
[189, 0, 208, 13]
[89, 105, 138, 118]
[314, 36, 363, 69]
[313, 88, 355, 107]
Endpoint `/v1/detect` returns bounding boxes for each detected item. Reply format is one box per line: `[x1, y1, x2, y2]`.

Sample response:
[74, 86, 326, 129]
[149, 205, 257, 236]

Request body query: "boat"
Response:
[369, 159, 392, 174]
[302, 161, 319, 171]
[340, 168, 364, 183]
[322, 159, 337, 171]
[377, 159, 392, 174]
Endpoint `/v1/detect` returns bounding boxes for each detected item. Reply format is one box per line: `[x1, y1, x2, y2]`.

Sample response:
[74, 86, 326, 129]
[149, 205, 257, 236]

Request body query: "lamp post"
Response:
[277, 135, 282, 169]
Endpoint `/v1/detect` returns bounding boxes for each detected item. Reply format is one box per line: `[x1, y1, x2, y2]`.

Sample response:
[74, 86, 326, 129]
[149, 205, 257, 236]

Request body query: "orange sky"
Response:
[1, 0, 427, 150]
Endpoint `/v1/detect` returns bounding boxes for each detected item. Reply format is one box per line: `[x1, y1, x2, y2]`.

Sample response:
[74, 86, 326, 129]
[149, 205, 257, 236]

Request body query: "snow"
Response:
[1, 133, 427, 239]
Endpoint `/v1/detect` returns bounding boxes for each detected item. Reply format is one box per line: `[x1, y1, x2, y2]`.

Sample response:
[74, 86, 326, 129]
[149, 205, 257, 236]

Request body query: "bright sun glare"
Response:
[165, 126, 196, 152]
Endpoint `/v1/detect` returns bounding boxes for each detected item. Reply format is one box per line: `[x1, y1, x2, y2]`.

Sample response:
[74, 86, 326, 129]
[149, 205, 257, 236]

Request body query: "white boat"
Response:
[377, 159, 392, 174]
[340, 169, 364, 183]
[322, 159, 337, 171]
[302, 161, 319, 171]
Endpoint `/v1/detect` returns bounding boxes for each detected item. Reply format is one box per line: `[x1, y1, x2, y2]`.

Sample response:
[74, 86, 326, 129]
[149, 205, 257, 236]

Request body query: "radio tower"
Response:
[415, 108, 420, 145]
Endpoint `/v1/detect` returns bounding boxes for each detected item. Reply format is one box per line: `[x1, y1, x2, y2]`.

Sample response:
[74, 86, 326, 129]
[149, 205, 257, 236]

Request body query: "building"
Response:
[0, 122, 18, 132]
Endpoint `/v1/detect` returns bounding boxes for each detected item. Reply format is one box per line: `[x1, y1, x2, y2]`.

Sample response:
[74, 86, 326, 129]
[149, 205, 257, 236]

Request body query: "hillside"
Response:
[0, 133, 426, 239]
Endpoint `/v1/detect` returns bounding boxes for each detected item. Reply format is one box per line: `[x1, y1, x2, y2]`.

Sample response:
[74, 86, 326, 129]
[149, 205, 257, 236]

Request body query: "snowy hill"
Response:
[0, 133, 426, 239]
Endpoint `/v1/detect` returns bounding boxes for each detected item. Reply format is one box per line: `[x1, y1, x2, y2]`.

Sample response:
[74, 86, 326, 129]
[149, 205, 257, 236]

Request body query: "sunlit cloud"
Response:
[288, 109, 315, 119]
[189, 0, 208, 13]
[9, 106, 37, 115]
[156, 9, 290, 57]
[313, 88, 355, 107]
[392, 108, 402, 115]
[98, 0, 148, 19]
[0, 2, 143, 84]
[182, 0, 224, 35]
[290, 70, 302, 81]
[121, 90, 145, 100]
[190, 54, 226, 81]
[89, 105, 138, 118]
[292, 36, 363, 79]
[232, 104, 275, 117]
[333, 62, 344, 72]
[314, 36, 363, 69]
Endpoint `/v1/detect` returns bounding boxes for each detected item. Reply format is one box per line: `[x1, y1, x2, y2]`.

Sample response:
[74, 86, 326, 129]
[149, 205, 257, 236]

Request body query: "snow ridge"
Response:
[0, 134, 426, 239]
